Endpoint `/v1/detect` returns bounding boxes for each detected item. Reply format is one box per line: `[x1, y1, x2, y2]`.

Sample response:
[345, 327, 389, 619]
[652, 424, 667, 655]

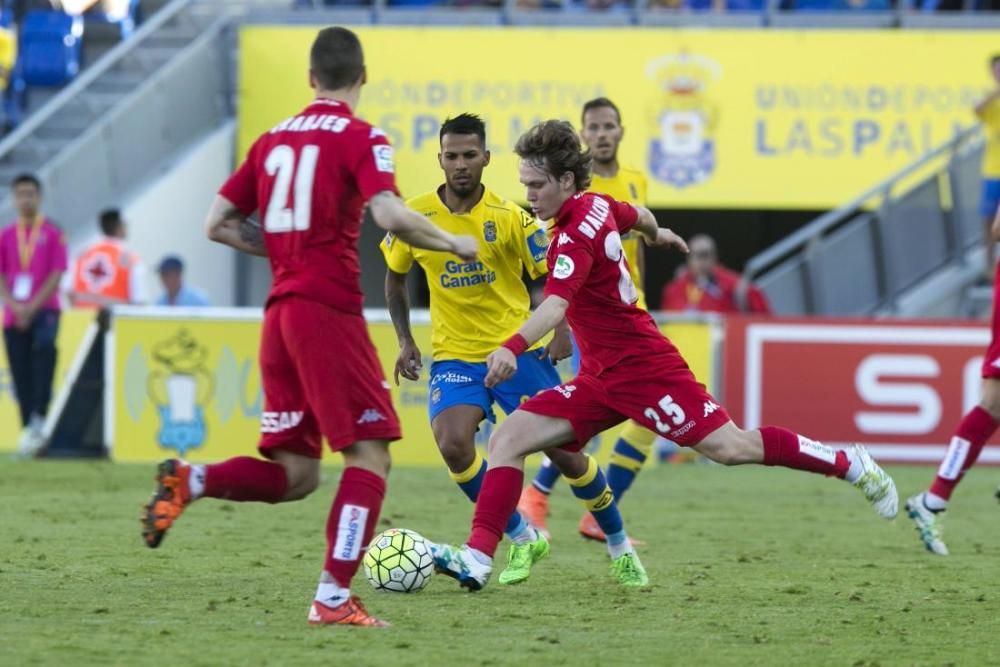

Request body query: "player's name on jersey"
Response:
[269, 113, 350, 135]
[439, 260, 497, 289]
[578, 196, 611, 239]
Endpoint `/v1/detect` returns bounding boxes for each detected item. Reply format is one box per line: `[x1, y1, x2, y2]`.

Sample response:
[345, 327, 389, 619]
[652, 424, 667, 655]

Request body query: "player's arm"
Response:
[975, 90, 1000, 118]
[631, 206, 689, 254]
[369, 192, 477, 260]
[385, 267, 422, 384]
[991, 204, 1000, 242]
[485, 295, 569, 388]
[205, 195, 267, 258]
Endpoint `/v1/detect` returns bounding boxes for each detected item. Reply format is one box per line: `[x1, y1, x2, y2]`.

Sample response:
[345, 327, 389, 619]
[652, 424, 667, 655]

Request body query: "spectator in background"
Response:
[66, 208, 146, 308]
[660, 233, 771, 314]
[0, 174, 67, 456]
[155, 255, 208, 307]
[975, 54, 1000, 283]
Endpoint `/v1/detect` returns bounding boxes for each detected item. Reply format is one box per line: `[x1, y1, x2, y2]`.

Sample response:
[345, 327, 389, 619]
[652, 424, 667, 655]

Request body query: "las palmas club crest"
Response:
[646, 53, 720, 188]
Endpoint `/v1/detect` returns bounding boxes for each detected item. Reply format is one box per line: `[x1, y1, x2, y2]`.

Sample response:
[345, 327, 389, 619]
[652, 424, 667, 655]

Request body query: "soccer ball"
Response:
[363, 528, 434, 593]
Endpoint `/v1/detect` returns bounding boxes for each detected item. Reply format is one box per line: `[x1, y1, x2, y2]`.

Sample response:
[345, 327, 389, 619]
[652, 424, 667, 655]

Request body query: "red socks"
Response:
[467, 466, 524, 558]
[323, 467, 386, 587]
[203, 456, 289, 502]
[760, 426, 849, 478]
[929, 406, 999, 501]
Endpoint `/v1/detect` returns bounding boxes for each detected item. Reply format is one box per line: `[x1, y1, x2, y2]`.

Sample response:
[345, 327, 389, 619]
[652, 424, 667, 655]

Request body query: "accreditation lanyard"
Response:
[15, 216, 43, 272]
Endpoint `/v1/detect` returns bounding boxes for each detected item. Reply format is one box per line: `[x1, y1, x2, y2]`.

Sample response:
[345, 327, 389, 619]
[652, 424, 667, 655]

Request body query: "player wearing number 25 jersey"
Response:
[431, 120, 898, 594]
[140, 27, 477, 628]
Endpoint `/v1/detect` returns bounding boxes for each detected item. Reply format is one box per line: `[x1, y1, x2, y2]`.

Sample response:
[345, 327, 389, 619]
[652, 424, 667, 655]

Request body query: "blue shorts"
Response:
[428, 349, 562, 423]
[980, 179, 1000, 218]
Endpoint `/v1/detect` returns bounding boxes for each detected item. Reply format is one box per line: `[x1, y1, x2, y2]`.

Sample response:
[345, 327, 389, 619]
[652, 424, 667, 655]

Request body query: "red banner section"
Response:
[723, 317, 1000, 464]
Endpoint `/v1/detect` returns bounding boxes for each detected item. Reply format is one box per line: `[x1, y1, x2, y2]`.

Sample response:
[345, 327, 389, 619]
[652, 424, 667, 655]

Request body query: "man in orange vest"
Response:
[67, 208, 147, 308]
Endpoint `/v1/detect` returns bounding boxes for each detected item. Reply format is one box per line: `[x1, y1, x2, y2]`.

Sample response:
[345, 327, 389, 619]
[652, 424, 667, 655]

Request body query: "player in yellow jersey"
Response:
[519, 98, 661, 542]
[975, 54, 1000, 281]
[382, 114, 639, 584]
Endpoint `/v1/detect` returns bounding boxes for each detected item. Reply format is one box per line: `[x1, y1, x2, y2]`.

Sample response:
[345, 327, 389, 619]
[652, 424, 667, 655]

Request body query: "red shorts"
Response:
[258, 296, 401, 459]
[519, 353, 730, 450]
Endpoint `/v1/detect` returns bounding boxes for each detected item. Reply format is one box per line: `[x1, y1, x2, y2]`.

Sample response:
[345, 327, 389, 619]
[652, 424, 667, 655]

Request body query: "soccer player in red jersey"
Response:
[432, 120, 898, 591]
[140, 27, 477, 627]
[906, 206, 1000, 556]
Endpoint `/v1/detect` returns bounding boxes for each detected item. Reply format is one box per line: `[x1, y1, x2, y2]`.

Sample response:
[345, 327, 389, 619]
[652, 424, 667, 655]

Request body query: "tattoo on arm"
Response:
[238, 217, 265, 251]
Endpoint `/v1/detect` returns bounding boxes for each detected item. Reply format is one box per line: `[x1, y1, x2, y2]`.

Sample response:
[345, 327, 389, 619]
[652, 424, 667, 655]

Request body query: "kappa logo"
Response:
[557, 233, 573, 247]
[357, 409, 387, 425]
[703, 401, 720, 417]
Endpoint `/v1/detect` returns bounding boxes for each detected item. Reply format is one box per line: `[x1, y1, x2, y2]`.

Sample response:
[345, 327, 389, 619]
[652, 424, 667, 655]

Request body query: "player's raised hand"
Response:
[451, 235, 479, 261]
[393, 338, 422, 385]
[646, 228, 689, 254]
[485, 347, 518, 388]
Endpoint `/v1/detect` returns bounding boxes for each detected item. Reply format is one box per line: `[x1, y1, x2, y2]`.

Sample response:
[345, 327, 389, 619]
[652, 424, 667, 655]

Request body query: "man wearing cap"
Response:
[155, 256, 209, 307]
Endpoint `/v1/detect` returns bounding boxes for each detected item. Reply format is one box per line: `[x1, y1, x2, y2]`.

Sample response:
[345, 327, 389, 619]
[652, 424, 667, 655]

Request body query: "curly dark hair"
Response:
[514, 120, 591, 192]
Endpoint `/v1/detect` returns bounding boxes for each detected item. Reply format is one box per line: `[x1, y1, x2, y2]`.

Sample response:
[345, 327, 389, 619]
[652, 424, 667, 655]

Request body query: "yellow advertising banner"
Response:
[238, 27, 998, 210]
[110, 310, 715, 466]
[0, 309, 93, 452]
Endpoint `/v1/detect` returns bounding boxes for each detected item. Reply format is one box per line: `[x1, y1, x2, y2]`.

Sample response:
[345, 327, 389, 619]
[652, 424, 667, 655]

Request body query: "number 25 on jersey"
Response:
[264, 144, 319, 233]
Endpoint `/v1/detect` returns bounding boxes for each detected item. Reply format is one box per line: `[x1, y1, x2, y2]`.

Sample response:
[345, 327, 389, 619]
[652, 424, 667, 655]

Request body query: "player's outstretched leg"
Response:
[693, 422, 898, 520]
[906, 402, 999, 556]
[141, 455, 291, 548]
[449, 450, 547, 586]
[578, 421, 655, 543]
[433, 405, 546, 586]
[309, 441, 391, 628]
[433, 411, 580, 592]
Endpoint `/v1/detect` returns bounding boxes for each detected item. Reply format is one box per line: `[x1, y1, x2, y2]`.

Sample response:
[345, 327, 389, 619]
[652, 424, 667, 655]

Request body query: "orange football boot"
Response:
[517, 485, 550, 539]
[308, 596, 389, 628]
[141, 459, 193, 548]
[578, 512, 645, 546]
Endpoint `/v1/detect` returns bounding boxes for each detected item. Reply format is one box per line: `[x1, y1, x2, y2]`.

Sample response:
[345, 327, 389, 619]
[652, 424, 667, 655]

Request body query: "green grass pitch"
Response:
[2, 460, 999, 666]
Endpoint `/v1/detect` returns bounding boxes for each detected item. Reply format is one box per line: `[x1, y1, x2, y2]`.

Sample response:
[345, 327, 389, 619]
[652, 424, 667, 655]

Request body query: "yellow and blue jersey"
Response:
[380, 186, 549, 363]
[980, 97, 1000, 179]
[590, 166, 649, 310]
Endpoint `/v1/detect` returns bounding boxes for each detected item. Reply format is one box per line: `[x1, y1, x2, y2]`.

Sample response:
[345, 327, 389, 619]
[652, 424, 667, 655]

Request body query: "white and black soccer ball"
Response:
[363, 528, 434, 593]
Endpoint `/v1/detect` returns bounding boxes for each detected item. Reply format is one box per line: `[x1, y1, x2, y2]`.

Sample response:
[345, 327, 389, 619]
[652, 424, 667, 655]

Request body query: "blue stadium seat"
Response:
[20, 10, 83, 87]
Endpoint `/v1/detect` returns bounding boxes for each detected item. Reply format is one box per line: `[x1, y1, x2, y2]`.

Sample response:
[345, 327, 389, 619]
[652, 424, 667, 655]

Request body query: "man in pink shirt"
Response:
[0, 174, 68, 456]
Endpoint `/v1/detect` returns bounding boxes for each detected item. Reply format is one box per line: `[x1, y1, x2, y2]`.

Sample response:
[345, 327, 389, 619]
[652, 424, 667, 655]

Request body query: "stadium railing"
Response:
[235, 0, 1000, 27]
[0, 0, 226, 236]
[741, 124, 985, 317]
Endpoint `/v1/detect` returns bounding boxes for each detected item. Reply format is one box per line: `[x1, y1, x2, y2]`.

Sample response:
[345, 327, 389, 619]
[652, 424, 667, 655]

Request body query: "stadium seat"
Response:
[19, 10, 84, 87]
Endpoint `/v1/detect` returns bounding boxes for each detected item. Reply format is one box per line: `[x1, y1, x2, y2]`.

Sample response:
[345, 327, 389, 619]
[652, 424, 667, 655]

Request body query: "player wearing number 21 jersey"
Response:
[140, 27, 477, 628]
[430, 120, 898, 592]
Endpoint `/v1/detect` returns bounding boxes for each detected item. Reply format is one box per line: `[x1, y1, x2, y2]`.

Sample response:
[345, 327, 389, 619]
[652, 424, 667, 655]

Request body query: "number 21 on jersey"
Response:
[264, 144, 319, 233]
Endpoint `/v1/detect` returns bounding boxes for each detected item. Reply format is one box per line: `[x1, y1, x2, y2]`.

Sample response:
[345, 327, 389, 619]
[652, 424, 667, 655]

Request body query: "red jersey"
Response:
[219, 99, 399, 314]
[543, 192, 675, 376]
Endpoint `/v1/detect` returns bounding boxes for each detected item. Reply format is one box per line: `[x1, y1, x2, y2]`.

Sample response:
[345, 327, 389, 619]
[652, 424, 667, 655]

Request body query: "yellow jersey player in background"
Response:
[519, 97, 660, 543]
[382, 113, 637, 585]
